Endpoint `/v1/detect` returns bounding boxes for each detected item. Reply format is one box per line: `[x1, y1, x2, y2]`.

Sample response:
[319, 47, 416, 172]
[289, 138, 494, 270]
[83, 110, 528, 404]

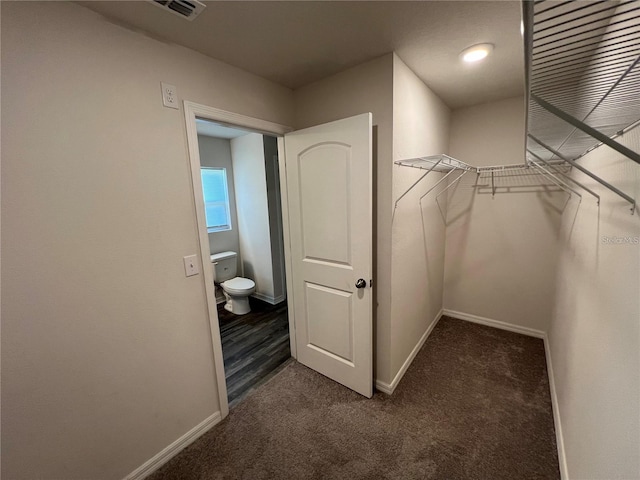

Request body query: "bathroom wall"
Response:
[197, 135, 241, 274]
[230, 133, 278, 303]
[263, 135, 287, 303]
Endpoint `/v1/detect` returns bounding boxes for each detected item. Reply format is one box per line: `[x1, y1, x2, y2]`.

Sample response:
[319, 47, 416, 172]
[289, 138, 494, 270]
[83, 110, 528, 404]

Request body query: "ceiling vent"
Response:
[149, 0, 206, 21]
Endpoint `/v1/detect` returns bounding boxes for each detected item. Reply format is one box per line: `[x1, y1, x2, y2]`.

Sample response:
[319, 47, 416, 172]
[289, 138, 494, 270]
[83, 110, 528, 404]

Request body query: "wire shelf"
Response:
[394, 154, 475, 172]
[526, 0, 640, 163]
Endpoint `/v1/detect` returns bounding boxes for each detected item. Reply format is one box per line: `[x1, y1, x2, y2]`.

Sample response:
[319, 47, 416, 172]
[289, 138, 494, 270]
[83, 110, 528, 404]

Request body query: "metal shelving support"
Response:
[394, 154, 475, 208]
[529, 134, 635, 213]
[522, 0, 639, 214]
[435, 170, 469, 201]
[528, 161, 583, 200]
[393, 157, 443, 207]
[417, 169, 461, 203]
[527, 149, 601, 204]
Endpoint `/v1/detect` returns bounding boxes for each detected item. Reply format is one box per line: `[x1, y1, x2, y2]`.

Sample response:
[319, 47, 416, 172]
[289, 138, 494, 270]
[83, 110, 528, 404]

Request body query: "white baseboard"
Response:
[252, 292, 286, 305]
[374, 379, 394, 395]
[375, 309, 444, 395]
[442, 309, 545, 338]
[124, 411, 222, 480]
[543, 334, 569, 480]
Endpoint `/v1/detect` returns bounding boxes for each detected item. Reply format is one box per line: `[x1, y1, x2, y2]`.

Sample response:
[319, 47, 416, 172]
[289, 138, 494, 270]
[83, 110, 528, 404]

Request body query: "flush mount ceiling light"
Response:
[460, 43, 494, 63]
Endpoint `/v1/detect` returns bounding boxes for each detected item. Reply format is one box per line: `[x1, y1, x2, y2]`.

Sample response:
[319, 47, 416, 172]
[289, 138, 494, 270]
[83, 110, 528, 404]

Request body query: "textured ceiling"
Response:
[78, 1, 525, 109]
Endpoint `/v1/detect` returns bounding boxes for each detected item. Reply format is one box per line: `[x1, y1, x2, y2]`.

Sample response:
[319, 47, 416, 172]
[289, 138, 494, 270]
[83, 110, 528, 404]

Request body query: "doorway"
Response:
[196, 119, 290, 406]
[184, 101, 296, 418]
[184, 102, 374, 418]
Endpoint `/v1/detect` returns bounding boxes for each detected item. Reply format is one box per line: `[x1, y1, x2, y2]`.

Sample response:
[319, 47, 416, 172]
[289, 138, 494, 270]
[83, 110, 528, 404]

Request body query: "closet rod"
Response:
[528, 134, 635, 212]
[527, 149, 601, 203]
[531, 93, 640, 165]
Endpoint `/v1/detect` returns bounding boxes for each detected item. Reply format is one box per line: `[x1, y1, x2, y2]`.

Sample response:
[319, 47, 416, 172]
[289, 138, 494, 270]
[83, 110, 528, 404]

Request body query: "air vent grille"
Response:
[149, 0, 206, 21]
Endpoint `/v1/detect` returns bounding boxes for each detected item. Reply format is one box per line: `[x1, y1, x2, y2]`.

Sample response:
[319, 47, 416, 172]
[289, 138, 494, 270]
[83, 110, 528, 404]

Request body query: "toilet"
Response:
[210, 251, 255, 315]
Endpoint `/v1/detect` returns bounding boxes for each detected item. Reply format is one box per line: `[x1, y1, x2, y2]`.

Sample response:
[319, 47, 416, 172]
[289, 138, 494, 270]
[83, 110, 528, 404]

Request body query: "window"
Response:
[201, 167, 231, 233]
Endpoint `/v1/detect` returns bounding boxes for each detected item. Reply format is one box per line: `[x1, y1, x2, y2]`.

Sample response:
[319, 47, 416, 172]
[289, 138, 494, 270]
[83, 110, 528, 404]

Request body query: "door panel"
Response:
[284, 113, 372, 397]
[305, 282, 354, 363]
[298, 143, 351, 264]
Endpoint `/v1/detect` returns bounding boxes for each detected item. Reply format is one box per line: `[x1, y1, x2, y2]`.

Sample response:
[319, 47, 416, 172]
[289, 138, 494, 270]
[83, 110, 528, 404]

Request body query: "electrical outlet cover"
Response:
[161, 82, 179, 110]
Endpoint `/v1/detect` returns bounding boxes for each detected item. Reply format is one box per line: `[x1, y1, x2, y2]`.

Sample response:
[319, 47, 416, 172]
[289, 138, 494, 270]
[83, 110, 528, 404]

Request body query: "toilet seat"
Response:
[221, 277, 255, 295]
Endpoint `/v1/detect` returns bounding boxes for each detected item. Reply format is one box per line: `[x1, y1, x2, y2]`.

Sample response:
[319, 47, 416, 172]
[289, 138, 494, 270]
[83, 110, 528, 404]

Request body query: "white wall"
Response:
[294, 54, 395, 384]
[444, 97, 563, 333]
[263, 135, 287, 303]
[231, 133, 277, 302]
[390, 55, 450, 381]
[0, 2, 293, 478]
[548, 126, 640, 479]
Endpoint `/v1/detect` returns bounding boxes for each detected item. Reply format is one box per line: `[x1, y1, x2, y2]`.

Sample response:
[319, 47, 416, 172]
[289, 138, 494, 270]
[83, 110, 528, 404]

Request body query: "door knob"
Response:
[355, 278, 366, 289]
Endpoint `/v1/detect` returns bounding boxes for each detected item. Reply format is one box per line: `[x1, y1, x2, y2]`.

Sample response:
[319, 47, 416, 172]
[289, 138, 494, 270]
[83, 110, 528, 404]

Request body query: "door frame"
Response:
[183, 100, 296, 418]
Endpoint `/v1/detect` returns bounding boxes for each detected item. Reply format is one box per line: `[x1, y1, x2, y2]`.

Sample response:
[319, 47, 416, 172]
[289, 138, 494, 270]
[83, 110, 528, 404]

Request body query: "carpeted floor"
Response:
[150, 316, 560, 479]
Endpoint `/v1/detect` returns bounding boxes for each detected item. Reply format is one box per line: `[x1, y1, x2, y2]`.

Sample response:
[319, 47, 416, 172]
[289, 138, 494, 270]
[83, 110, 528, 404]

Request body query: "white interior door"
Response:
[284, 113, 373, 398]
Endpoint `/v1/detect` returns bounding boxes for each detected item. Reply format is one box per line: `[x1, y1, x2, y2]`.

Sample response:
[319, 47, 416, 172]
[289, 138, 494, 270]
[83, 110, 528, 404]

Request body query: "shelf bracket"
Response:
[528, 161, 583, 200]
[529, 134, 635, 213]
[491, 171, 495, 197]
[394, 157, 442, 208]
[419, 168, 460, 203]
[436, 170, 469, 201]
[527, 149, 600, 204]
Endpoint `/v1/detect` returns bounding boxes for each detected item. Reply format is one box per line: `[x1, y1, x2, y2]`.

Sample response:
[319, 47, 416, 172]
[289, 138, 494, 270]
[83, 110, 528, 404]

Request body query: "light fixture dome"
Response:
[460, 43, 494, 63]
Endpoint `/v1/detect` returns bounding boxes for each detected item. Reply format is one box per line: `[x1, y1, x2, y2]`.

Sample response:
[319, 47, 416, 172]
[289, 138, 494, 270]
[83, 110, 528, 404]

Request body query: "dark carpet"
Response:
[150, 316, 560, 479]
[217, 298, 290, 406]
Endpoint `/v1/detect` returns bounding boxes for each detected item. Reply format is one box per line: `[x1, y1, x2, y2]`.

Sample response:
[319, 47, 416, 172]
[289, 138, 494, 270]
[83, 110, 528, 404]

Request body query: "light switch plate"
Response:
[183, 255, 199, 277]
[161, 82, 179, 110]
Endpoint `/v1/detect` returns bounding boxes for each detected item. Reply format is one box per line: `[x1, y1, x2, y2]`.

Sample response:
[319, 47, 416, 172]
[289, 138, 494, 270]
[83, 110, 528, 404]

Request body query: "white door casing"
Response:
[183, 101, 293, 419]
[283, 113, 373, 398]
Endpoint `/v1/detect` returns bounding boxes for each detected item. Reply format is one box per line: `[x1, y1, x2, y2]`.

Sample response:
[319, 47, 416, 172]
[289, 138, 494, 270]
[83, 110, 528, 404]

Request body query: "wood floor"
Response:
[217, 297, 291, 406]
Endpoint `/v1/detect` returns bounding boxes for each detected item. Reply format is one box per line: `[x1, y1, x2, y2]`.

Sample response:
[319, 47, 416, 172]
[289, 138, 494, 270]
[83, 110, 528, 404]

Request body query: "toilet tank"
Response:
[210, 251, 237, 282]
